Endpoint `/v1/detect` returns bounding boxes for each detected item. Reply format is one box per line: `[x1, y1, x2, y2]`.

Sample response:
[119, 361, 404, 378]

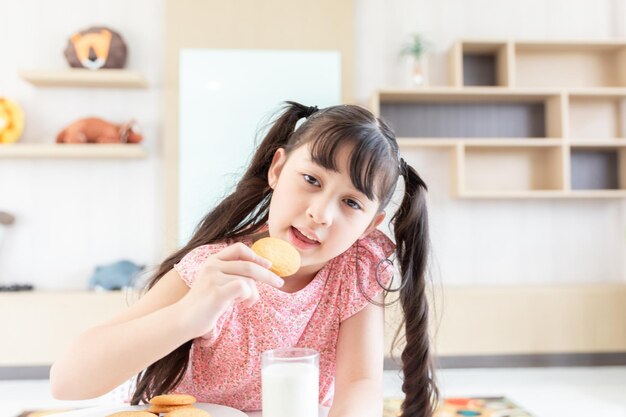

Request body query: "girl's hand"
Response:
[177, 242, 285, 339]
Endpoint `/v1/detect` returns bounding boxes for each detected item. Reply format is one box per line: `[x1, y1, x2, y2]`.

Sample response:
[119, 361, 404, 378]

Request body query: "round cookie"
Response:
[165, 408, 212, 417]
[251, 237, 301, 277]
[149, 394, 196, 406]
[107, 412, 157, 417]
[148, 404, 195, 414]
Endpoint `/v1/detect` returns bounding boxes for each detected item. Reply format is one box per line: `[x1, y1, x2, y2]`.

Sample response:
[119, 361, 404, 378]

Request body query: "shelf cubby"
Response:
[376, 89, 563, 139]
[567, 93, 625, 139]
[569, 144, 626, 191]
[450, 41, 512, 87]
[459, 144, 564, 194]
[513, 41, 626, 88]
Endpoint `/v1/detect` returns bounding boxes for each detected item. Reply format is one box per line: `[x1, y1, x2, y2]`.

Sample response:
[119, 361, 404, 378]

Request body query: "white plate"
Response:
[53, 402, 248, 417]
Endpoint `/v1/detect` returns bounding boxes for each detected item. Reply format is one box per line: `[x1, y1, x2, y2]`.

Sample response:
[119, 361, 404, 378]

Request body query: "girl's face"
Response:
[267, 143, 386, 276]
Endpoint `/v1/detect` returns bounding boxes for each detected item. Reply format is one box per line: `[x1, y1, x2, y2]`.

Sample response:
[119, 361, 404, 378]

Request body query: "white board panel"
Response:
[179, 49, 341, 246]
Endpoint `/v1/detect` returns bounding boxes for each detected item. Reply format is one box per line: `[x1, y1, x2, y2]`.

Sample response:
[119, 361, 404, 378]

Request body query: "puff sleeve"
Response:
[338, 229, 396, 322]
[174, 242, 229, 287]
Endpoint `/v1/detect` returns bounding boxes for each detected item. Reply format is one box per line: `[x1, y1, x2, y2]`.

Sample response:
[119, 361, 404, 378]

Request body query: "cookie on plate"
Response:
[147, 404, 194, 414]
[165, 408, 211, 417]
[149, 394, 196, 406]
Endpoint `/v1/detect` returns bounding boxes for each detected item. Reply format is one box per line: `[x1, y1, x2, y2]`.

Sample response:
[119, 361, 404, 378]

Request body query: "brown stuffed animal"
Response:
[64, 26, 127, 70]
[56, 118, 143, 144]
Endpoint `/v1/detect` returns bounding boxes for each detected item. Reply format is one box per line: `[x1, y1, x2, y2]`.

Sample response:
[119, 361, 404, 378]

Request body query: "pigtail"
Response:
[390, 161, 439, 417]
[130, 101, 317, 404]
[186, 101, 319, 246]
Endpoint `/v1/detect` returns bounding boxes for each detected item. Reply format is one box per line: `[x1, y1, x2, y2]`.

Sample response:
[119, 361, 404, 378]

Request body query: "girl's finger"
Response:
[220, 260, 284, 288]
[216, 275, 253, 302]
[240, 278, 260, 308]
[216, 242, 273, 269]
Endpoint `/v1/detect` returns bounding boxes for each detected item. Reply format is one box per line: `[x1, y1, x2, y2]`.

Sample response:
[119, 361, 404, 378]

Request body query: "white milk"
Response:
[262, 362, 319, 417]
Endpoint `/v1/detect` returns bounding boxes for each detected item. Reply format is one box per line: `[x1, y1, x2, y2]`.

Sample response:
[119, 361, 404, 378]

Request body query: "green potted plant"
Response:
[400, 33, 431, 87]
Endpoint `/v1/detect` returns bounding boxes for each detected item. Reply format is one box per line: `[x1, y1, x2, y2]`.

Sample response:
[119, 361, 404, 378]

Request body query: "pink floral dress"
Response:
[173, 228, 395, 411]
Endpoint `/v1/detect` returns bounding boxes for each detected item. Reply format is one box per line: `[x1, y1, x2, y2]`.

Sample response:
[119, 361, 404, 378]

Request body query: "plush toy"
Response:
[89, 260, 145, 291]
[64, 26, 127, 70]
[56, 117, 143, 144]
[0, 98, 25, 144]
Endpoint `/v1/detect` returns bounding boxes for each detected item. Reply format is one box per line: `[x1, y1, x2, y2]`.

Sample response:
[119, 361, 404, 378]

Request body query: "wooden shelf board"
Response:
[18, 69, 148, 88]
[566, 88, 626, 96]
[461, 41, 507, 53]
[462, 139, 564, 147]
[398, 138, 564, 147]
[0, 144, 148, 159]
[378, 87, 560, 102]
[459, 190, 626, 199]
[569, 140, 626, 147]
[515, 40, 626, 52]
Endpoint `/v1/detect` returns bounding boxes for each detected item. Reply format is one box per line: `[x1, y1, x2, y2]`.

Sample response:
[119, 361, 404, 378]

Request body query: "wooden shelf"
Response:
[0, 144, 148, 159]
[385, 284, 626, 357]
[18, 69, 148, 89]
[372, 39, 626, 199]
[0, 291, 133, 366]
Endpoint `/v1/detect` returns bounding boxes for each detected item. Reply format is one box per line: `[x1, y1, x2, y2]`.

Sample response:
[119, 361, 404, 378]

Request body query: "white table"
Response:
[52, 404, 330, 417]
[246, 407, 329, 417]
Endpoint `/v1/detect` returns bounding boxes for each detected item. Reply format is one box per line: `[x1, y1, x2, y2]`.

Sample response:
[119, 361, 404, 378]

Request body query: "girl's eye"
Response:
[303, 174, 361, 210]
[303, 174, 320, 186]
[345, 199, 362, 210]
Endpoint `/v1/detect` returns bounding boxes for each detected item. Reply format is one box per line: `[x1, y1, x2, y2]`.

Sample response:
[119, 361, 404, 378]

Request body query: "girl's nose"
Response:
[306, 196, 334, 226]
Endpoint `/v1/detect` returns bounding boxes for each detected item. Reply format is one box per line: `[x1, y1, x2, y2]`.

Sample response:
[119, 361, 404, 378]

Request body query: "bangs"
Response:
[306, 124, 398, 205]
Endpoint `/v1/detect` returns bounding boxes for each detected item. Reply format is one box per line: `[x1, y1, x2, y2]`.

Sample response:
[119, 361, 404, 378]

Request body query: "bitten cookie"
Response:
[165, 408, 212, 417]
[149, 394, 197, 406]
[251, 237, 301, 277]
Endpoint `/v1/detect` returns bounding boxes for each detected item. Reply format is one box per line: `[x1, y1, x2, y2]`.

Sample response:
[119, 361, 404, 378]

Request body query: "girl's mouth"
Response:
[288, 226, 321, 250]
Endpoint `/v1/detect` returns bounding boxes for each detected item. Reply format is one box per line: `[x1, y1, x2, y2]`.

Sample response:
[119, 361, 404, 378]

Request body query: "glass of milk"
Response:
[262, 347, 319, 417]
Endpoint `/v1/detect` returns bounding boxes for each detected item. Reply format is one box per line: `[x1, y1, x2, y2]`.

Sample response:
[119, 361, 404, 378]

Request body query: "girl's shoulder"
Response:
[331, 228, 397, 286]
[334, 229, 396, 322]
[358, 228, 396, 258]
[339, 228, 396, 264]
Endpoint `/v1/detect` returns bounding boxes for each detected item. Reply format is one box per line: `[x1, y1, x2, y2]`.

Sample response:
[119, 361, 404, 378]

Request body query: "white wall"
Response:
[355, 0, 626, 285]
[1, 0, 625, 290]
[0, 0, 164, 289]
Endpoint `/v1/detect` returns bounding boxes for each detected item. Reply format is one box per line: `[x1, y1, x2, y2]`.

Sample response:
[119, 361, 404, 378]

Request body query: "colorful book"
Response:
[384, 396, 534, 417]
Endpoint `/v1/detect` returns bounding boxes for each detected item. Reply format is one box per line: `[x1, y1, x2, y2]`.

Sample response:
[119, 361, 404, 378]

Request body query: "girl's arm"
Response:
[51, 242, 284, 400]
[329, 293, 385, 417]
[50, 268, 195, 400]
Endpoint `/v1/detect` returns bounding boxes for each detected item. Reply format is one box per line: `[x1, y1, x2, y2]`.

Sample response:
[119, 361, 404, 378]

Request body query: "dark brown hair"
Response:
[130, 101, 439, 416]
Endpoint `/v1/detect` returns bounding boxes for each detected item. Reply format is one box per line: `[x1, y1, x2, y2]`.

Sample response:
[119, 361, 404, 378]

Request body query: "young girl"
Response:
[50, 101, 439, 417]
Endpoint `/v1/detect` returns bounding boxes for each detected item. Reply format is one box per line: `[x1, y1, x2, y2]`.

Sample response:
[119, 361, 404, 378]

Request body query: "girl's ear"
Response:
[268, 147, 287, 189]
[360, 211, 386, 239]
